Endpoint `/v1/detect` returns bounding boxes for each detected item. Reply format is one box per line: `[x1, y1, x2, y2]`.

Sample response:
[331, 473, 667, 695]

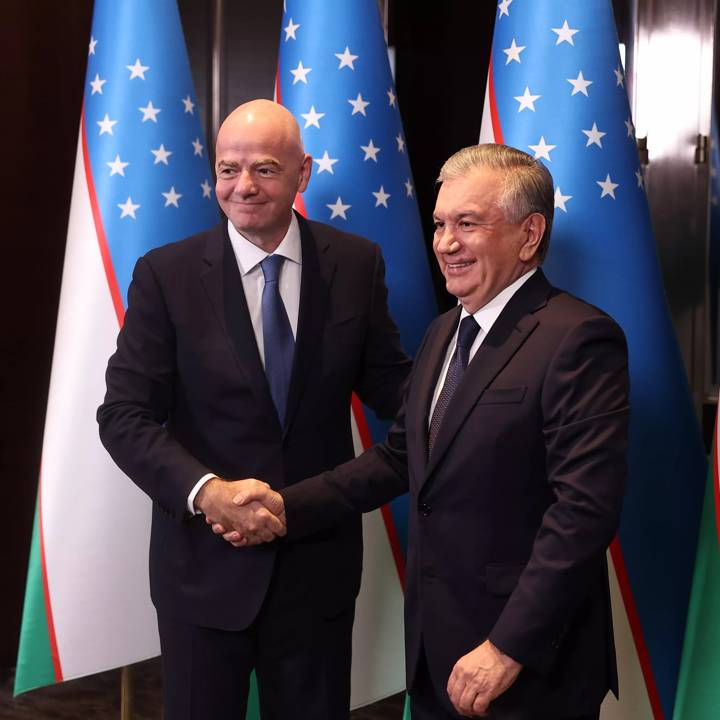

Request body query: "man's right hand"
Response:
[194, 477, 286, 545]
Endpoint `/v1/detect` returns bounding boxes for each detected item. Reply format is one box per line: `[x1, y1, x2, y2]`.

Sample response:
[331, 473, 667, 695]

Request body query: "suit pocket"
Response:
[477, 386, 527, 405]
[485, 563, 525, 596]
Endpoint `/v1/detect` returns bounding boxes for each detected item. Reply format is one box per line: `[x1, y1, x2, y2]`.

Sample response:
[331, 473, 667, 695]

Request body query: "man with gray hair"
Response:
[221, 143, 630, 719]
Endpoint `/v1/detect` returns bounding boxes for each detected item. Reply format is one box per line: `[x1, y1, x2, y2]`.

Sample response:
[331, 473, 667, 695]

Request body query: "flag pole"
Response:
[120, 665, 134, 720]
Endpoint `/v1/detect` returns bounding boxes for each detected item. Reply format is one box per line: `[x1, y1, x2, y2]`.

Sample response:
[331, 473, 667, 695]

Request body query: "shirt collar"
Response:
[226, 212, 302, 276]
[460, 267, 537, 334]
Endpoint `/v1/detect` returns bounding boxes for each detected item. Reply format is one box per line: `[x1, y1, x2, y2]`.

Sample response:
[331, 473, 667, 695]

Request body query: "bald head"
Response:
[214, 100, 312, 252]
[217, 100, 305, 164]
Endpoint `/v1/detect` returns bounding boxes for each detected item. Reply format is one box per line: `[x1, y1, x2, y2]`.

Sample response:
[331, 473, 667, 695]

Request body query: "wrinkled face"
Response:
[432, 169, 543, 313]
[215, 113, 311, 251]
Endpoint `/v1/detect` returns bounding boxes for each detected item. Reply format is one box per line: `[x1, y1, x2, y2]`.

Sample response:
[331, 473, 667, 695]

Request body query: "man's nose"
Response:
[234, 169, 257, 195]
[436, 227, 457, 254]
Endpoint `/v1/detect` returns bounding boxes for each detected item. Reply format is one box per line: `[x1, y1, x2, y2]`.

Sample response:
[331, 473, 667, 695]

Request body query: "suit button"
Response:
[420, 503, 432, 517]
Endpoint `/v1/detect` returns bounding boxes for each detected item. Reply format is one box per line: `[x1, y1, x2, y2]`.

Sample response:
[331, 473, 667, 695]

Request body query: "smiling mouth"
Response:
[445, 260, 475, 273]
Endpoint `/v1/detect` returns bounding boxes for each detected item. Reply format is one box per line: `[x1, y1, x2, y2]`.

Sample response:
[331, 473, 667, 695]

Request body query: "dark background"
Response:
[1, 0, 631, 681]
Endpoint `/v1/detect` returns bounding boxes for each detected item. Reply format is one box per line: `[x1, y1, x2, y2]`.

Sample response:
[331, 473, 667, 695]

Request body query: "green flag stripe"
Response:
[672, 445, 720, 719]
[14, 496, 60, 695]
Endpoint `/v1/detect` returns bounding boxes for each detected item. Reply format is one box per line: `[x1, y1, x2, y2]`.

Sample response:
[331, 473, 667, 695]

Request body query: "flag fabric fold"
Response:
[481, 2, 706, 718]
[15, 0, 217, 695]
[277, 0, 437, 708]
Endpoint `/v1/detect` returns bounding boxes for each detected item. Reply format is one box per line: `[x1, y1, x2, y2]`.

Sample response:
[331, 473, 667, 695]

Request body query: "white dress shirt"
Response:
[429, 268, 537, 423]
[187, 215, 303, 512]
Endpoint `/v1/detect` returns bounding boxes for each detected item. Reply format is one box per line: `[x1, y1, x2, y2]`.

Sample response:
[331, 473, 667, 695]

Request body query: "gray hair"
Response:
[437, 144, 554, 261]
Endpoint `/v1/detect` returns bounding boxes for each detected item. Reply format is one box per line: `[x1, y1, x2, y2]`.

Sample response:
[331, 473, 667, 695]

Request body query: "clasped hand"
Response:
[195, 477, 286, 546]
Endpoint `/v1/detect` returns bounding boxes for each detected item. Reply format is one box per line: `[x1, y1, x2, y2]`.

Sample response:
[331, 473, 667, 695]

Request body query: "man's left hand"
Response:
[446, 639, 522, 717]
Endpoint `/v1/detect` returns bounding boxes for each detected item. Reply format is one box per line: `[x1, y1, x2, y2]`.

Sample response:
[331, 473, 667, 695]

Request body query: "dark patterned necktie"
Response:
[260, 255, 295, 425]
[428, 315, 481, 455]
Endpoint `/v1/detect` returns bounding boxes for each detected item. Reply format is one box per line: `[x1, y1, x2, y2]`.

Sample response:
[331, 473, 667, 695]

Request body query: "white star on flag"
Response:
[90, 74, 106, 95]
[88, 36, 97, 55]
[162, 186, 182, 207]
[405, 178, 414, 197]
[514, 86, 541, 112]
[291, 61, 312, 85]
[284, 17, 300, 41]
[301, 105, 325, 129]
[498, 0, 512, 18]
[201, 179, 213, 198]
[528, 136, 556, 161]
[614, 65, 625, 87]
[106, 154, 129, 176]
[503, 38, 526, 64]
[387, 88, 397, 106]
[97, 114, 117, 136]
[567, 71, 593, 96]
[151, 144, 172, 165]
[314, 151, 338, 174]
[348, 93, 369, 116]
[182, 96, 195, 114]
[554, 186, 572, 212]
[192, 138, 204, 156]
[396, 134, 406, 152]
[126, 58, 150, 80]
[327, 197, 351, 219]
[372, 186, 390, 208]
[582, 122, 606, 148]
[597, 174, 619, 198]
[118, 196, 140, 219]
[625, 117, 635, 137]
[361, 139, 381, 162]
[335, 46, 359, 70]
[635, 169, 645, 189]
[139, 101, 161, 123]
[552, 20, 579, 46]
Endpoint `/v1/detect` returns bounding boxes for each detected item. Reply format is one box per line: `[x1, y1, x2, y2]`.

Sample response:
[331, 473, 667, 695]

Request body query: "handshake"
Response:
[194, 477, 286, 547]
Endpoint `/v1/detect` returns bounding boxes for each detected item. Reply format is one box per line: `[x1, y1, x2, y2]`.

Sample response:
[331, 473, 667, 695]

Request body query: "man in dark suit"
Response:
[220, 144, 629, 719]
[97, 99, 411, 720]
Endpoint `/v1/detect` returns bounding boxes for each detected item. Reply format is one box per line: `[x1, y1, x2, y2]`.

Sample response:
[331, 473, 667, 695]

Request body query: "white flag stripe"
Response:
[349, 408, 405, 706]
[41, 132, 159, 679]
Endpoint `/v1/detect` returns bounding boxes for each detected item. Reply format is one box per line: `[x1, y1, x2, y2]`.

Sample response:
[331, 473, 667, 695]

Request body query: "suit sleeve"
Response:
[353, 244, 413, 419]
[97, 256, 211, 520]
[488, 314, 629, 674]
[280, 321, 433, 536]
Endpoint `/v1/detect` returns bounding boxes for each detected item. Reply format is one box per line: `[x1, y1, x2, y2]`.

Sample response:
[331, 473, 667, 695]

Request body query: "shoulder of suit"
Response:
[542, 284, 624, 335]
[140, 222, 223, 268]
[303, 217, 378, 257]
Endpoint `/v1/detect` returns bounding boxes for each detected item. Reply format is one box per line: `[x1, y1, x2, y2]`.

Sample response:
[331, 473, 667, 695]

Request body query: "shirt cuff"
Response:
[188, 473, 217, 514]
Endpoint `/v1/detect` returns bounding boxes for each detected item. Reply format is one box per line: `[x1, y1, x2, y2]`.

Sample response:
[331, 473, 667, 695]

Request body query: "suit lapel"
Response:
[199, 223, 273, 408]
[283, 214, 332, 436]
[423, 271, 552, 482]
[409, 307, 461, 467]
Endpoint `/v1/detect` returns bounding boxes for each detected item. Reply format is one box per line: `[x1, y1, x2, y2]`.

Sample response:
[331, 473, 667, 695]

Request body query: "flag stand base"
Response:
[120, 665, 133, 720]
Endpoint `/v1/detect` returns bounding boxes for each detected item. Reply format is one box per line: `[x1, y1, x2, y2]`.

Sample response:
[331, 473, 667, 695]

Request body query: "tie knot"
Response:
[261, 254, 285, 283]
[457, 315, 480, 350]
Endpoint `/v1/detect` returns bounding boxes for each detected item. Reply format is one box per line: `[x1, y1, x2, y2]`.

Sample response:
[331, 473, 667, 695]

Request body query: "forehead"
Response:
[215, 121, 296, 164]
[434, 168, 506, 215]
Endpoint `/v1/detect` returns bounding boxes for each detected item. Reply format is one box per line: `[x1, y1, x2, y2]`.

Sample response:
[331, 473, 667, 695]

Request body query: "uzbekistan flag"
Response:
[277, 0, 437, 710]
[14, 0, 217, 695]
[481, 1, 706, 718]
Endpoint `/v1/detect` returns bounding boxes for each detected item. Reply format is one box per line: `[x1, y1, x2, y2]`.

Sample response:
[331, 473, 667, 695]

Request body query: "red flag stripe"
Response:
[80, 107, 125, 328]
[609, 538, 664, 720]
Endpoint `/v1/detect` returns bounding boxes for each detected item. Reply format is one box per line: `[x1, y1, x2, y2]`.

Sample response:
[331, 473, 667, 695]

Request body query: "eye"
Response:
[257, 167, 276, 176]
[433, 221, 444, 231]
[459, 221, 476, 229]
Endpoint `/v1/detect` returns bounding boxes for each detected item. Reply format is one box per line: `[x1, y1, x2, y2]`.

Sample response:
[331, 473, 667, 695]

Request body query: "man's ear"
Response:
[297, 154, 312, 193]
[518, 212, 545, 262]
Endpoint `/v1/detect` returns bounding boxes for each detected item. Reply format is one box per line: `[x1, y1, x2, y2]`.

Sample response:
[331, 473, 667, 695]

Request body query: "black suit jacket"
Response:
[97, 214, 411, 630]
[281, 270, 629, 718]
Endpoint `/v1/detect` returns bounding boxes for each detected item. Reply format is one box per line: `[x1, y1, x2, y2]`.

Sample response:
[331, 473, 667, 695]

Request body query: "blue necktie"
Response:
[260, 255, 295, 425]
[428, 315, 481, 455]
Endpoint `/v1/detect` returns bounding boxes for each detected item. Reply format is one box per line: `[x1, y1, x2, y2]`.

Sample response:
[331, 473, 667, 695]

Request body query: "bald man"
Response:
[98, 100, 411, 720]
